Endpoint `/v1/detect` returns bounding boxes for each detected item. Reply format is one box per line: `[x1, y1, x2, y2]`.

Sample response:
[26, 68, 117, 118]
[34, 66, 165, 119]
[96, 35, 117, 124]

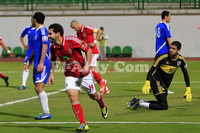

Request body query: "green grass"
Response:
[0, 61, 200, 133]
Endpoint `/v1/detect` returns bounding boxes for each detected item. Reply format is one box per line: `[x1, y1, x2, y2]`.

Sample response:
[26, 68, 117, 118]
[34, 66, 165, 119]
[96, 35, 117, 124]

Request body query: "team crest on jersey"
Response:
[177, 61, 181, 66]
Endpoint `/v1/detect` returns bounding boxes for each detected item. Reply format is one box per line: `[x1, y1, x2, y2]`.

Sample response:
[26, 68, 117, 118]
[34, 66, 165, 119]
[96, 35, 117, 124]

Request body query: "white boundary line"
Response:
[0, 89, 66, 107]
[0, 81, 200, 107]
[1, 70, 200, 73]
[0, 121, 200, 125]
[108, 81, 200, 84]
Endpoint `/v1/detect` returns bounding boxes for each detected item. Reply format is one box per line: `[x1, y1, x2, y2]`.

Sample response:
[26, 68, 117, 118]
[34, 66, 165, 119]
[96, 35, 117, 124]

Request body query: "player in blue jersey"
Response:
[25, 12, 52, 120]
[155, 11, 174, 94]
[18, 18, 36, 90]
[142, 11, 174, 95]
[155, 10, 172, 57]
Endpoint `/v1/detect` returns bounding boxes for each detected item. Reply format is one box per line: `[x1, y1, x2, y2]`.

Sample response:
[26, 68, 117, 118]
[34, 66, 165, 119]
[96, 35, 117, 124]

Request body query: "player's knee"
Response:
[160, 103, 168, 110]
[68, 95, 79, 103]
[88, 93, 98, 100]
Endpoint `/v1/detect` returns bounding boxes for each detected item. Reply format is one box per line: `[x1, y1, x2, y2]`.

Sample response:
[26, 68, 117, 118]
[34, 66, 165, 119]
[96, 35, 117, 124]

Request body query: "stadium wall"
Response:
[0, 14, 200, 58]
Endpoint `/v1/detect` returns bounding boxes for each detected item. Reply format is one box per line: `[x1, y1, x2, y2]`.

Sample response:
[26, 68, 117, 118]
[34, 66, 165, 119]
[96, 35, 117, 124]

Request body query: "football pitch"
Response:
[0, 61, 200, 133]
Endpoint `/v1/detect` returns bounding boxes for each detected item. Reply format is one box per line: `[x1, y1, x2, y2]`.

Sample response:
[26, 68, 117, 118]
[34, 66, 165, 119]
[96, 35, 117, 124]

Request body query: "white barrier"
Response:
[0, 14, 199, 57]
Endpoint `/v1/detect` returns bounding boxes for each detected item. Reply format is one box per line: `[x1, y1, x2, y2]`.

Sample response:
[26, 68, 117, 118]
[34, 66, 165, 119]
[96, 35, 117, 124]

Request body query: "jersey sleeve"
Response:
[40, 27, 49, 45]
[146, 66, 157, 80]
[20, 27, 28, 38]
[163, 24, 171, 38]
[180, 57, 190, 87]
[180, 57, 188, 72]
[153, 54, 167, 68]
[85, 25, 96, 34]
[67, 36, 90, 52]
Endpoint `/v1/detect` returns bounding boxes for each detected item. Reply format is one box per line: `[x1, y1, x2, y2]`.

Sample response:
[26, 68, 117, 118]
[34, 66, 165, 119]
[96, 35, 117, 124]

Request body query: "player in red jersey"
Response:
[0, 35, 14, 87]
[48, 23, 108, 132]
[70, 20, 110, 95]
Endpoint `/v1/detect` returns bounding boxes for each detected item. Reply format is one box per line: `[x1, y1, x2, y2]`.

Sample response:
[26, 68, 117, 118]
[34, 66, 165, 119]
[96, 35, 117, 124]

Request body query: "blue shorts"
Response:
[33, 65, 50, 84]
[24, 48, 34, 64]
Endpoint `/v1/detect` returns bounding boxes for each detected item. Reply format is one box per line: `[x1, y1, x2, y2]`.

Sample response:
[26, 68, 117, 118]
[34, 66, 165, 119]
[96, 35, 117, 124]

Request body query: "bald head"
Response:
[70, 20, 81, 31]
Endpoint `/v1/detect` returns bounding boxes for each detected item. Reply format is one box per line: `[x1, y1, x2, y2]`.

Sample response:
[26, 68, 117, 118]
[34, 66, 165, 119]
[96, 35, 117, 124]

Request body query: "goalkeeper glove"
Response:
[183, 87, 192, 102]
[142, 80, 151, 94]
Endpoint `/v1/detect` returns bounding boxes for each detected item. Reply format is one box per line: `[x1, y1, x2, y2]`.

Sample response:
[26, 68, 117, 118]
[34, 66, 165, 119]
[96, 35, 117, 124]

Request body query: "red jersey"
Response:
[51, 36, 90, 78]
[0, 36, 4, 45]
[77, 25, 99, 54]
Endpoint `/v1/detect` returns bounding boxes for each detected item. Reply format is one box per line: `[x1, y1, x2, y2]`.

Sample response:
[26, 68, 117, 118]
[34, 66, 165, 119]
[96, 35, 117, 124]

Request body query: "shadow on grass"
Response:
[0, 124, 75, 132]
[0, 112, 33, 119]
[1, 124, 98, 132]
[0, 85, 20, 89]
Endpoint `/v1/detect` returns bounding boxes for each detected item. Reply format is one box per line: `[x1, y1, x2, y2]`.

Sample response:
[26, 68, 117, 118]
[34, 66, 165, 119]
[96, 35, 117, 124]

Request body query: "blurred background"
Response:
[0, 0, 200, 58]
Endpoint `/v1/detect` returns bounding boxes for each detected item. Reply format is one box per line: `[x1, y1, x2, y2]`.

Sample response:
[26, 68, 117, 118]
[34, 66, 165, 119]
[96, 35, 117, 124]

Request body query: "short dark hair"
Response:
[32, 12, 45, 24]
[100, 27, 104, 30]
[161, 11, 170, 20]
[171, 41, 182, 50]
[48, 23, 64, 36]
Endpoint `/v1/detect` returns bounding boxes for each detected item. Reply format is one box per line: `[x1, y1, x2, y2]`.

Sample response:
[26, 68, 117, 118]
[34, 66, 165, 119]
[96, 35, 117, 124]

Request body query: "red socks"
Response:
[0, 73, 6, 79]
[92, 70, 103, 83]
[97, 93, 106, 109]
[72, 103, 86, 124]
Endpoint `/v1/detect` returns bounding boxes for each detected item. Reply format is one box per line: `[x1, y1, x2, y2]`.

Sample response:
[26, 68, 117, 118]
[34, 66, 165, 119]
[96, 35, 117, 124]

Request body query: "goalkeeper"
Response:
[127, 41, 192, 110]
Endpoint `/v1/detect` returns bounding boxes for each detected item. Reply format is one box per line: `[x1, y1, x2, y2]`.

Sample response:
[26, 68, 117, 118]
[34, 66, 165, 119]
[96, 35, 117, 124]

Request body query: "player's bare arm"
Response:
[48, 68, 54, 85]
[20, 36, 29, 50]
[94, 28, 102, 41]
[81, 45, 92, 75]
[0, 43, 15, 57]
[88, 28, 102, 48]
[25, 51, 34, 71]
[167, 37, 172, 46]
[37, 43, 48, 73]
[88, 42, 96, 47]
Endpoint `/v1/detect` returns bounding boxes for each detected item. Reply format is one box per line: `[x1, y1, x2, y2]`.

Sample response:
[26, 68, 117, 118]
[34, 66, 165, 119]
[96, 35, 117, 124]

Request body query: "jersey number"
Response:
[89, 85, 94, 91]
[156, 27, 161, 38]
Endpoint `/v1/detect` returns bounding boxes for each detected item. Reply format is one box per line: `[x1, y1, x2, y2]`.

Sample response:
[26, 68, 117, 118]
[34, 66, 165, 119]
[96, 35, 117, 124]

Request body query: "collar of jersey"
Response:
[81, 25, 85, 32]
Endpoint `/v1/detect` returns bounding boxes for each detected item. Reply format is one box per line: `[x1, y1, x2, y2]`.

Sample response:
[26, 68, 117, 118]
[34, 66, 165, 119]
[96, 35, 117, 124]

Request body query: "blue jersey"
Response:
[155, 22, 171, 56]
[34, 26, 50, 68]
[21, 26, 36, 50]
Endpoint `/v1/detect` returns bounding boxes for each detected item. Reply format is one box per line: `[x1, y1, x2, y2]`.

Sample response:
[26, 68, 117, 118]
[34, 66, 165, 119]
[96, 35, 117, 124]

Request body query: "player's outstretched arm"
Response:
[142, 66, 156, 94]
[182, 69, 192, 102]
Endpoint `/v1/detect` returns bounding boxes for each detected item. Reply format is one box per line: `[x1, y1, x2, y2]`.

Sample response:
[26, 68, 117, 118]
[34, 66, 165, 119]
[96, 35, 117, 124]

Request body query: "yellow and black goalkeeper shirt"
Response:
[146, 53, 190, 89]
